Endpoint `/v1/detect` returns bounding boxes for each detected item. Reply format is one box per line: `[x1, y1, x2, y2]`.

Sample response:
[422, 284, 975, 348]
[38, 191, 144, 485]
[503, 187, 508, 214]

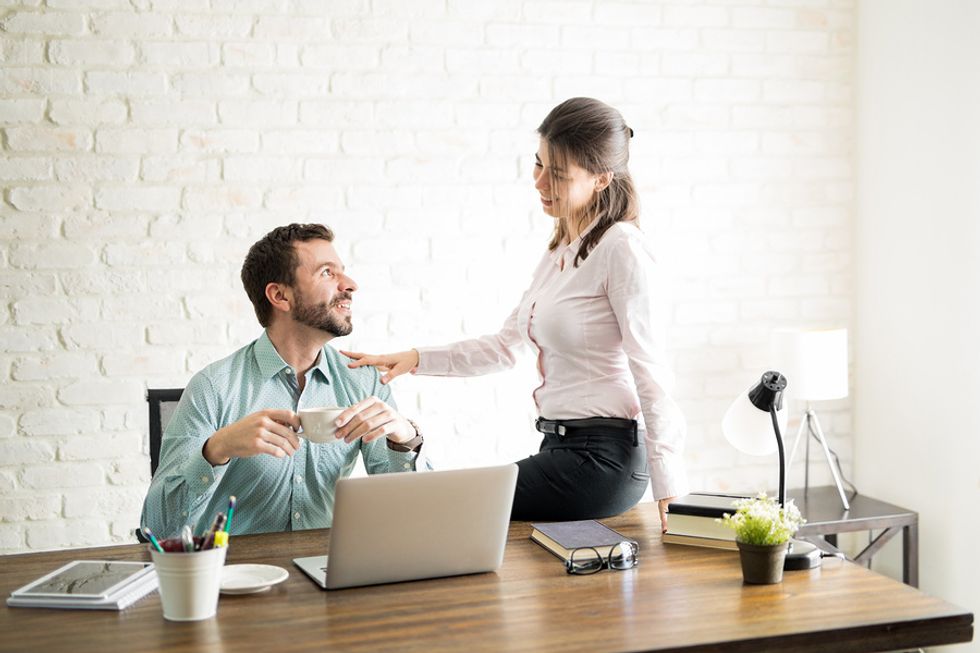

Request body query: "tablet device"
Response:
[10, 561, 154, 600]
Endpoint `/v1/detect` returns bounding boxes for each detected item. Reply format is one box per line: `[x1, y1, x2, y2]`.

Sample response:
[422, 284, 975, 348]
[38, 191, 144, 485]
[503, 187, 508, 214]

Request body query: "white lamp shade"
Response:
[771, 328, 849, 401]
[722, 385, 789, 456]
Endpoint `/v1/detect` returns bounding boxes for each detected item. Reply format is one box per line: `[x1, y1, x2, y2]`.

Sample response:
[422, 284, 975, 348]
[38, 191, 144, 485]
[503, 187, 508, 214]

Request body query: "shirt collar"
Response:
[254, 330, 331, 381]
[548, 215, 602, 267]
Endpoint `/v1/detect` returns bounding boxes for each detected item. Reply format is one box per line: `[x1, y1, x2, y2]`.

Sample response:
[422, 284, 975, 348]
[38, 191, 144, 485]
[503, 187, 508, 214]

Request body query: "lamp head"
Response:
[722, 371, 788, 456]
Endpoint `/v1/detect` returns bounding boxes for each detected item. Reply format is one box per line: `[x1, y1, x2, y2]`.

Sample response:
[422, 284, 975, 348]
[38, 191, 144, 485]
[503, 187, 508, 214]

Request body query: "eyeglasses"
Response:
[565, 541, 638, 575]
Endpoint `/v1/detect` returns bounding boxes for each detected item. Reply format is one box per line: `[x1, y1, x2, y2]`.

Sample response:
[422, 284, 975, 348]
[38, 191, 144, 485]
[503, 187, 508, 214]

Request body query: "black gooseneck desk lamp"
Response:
[722, 371, 822, 570]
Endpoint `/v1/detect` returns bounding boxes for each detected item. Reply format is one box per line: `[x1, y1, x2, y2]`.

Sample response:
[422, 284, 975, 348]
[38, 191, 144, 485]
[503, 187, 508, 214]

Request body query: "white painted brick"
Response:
[101, 351, 185, 376]
[60, 270, 146, 296]
[264, 186, 343, 211]
[149, 213, 224, 239]
[487, 24, 558, 48]
[91, 12, 173, 38]
[25, 519, 109, 549]
[261, 131, 340, 155]
[8, 186, 92, 211]
[554, 77, 625, 103]
[20, 410, 100, 437]
[175, 15, 254, 38]
[304, 158, 384, 183]
[675, 302, 738, 325]
[0, 10, 85, 35]
[0, 327, 58, 352]
[59, 432, 142, 461]
[140, 41, 220, 66]
[85, 71, 167, 96]
[373, 100, 454, 129]
[104, 241, 186, 267]
[61, 323, 143, 351]
[0, 414, 14, 439]
[632, 28, 697, 51]
[561, 25, 629, 50]
[0, 494, 60, 521]
[701, 29, 766, 53]
[218, 100, 297, 127]
[662, 52, 730, 77]
[180, 129, 258, 153]
[739, 300, 801, 321]
[764, 79, 824, 102]
[11, 298, 98, 325]
[55, 156, 138, 182]
[48, 39, 135, 66]
[766, 30, 828, 54]
[222, 42, 276, 67]
[0, 67, 81, 95]
[5, 126, 92, 152]
[95, 128, 177, 154]
[624, 78, 692, 103]
[301, 44, 380, 70]
[0, 156, 52, 181]
[662, 104, 729, 128]
[299, 100, 374, 127]
[171, 72, 250, 97]
[94, 186, 180, 212]
[0, 385, 56, 411]
[731, 53, 797, 78]
[147, 322, 221, 346]
[106, 457, 151, 486]
[794, 157, 850, 179]
[694, 78, 760, 102]
[253, 73, 330, 96]
[664, 5, 729, 27]
[62, 487, 143, 520]
[331, 16, 406, 42]
[593, 51, 641, 77]
[142, 156, 220, 183]
[12, 353, 97, 381]
[130, 99, 215, 126]
[379, 45, 445, 71]
[254, 15, 329, 40]
[732, 7, 798, 29]
[49, 99, 128, 126]
[446, 48, 518, 74]
[0, 40, 44, 65]
[224, 156, 302, 182]
[0, 99, 45, 123]
[183, 186, 264, 212]
[595, 2, 662, 25]
[8, 240, 97, 271]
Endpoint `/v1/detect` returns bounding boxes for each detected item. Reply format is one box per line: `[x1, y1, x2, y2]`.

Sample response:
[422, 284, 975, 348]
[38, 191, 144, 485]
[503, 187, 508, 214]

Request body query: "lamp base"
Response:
[784, 539, 821, 570]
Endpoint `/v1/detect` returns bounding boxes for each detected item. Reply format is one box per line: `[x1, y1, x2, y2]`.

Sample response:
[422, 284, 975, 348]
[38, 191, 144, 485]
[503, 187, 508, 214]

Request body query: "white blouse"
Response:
[416, 220, 688, 500]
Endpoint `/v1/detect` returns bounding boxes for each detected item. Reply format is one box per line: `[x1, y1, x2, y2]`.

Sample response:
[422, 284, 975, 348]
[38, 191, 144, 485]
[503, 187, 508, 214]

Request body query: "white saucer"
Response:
[220, 564, 289, 595]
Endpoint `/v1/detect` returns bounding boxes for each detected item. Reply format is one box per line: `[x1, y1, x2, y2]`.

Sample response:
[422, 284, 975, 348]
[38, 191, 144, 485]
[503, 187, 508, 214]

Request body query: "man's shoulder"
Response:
[323, 345, 384, 392]
[190, 338, 261, 389]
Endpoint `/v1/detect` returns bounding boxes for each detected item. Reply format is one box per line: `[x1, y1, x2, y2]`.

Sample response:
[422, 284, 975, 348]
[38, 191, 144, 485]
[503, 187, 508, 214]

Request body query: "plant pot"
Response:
[737, 541, 789, 584]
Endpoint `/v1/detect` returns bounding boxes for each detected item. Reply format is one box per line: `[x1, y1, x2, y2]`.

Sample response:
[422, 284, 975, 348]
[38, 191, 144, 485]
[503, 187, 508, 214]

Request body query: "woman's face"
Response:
[532, 139, 602, 220]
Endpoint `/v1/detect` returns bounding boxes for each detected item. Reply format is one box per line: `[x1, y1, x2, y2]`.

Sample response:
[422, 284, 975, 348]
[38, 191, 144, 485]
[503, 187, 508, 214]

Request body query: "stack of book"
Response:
[662, 493, 747, 551]
[7, 560, 158, 611]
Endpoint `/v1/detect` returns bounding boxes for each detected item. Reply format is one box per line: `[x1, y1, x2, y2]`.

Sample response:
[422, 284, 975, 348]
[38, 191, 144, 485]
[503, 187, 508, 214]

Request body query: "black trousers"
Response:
[510, 418, 650, 522]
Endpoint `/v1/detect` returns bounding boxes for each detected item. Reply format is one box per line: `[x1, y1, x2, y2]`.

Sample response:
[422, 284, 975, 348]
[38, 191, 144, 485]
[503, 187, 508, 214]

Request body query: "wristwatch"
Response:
[386, 418, 423, 452]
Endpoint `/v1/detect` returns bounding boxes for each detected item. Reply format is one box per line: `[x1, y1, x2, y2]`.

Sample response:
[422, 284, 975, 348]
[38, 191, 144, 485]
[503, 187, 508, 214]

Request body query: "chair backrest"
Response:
[146, 388, 184, 477]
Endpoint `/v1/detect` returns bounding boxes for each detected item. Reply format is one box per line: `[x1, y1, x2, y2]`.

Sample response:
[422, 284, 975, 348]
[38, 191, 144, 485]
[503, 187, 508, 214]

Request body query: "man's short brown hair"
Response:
[241, 223, 334, 327]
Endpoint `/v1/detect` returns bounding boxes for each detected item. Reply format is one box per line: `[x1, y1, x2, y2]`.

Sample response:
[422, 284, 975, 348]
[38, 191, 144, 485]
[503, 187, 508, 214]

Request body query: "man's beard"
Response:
[292, 288, 352, 337]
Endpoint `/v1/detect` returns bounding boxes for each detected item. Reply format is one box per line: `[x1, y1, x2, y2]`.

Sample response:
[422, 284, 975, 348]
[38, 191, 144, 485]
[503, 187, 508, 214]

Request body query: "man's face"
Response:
[289, 239, 358, 338]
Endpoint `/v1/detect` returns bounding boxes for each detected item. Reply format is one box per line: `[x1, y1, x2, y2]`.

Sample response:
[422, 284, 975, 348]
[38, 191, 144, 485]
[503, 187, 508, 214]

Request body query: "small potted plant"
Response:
[719, 493, 804, 584]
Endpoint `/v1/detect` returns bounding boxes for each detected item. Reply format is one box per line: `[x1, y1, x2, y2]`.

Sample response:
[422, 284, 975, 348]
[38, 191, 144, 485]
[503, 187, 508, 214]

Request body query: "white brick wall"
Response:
[0, 0, 854, 553]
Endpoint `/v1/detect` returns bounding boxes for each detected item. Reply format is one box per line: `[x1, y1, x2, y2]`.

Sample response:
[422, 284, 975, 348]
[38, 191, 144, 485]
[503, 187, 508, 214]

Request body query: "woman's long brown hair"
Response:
[538, 97, 638, 267]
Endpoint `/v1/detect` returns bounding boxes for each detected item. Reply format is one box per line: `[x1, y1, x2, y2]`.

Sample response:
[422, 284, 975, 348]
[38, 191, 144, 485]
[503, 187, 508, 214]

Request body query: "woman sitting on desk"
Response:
[345, 97, 688, 530]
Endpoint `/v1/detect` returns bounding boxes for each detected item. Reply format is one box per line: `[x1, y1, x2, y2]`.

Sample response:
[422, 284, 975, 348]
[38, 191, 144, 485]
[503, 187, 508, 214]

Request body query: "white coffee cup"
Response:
[150, 545, 226, 621]
[299, 407, 346, 443]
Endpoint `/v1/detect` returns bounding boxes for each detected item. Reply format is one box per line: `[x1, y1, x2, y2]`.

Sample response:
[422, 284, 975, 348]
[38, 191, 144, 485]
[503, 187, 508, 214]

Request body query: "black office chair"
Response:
[136, 388, 184, 543]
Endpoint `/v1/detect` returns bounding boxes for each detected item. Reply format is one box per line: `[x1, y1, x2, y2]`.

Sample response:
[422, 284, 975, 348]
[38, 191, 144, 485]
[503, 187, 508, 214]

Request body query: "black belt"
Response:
[535, 417, 639, 446]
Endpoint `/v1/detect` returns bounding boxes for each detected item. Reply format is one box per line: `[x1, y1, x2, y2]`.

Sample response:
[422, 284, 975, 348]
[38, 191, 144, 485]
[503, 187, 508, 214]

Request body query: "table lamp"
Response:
[722, 371, 821, 570]
[772, 328, 850, 510]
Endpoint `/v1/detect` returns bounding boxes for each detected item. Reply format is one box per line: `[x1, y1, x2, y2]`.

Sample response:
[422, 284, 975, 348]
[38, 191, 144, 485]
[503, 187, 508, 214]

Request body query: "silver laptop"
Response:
[294, 464, 518, 590]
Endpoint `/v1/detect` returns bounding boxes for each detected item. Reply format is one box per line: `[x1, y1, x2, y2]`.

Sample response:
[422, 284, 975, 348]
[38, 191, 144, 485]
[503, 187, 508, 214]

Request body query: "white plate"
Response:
[220, 564, 289, 595]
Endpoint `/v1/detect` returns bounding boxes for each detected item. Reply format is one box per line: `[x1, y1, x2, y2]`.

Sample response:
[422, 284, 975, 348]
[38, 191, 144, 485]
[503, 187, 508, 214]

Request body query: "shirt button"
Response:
[295, 475, 303, 483]
[182, 511, 188, 517]
[402, 463, 411, 470]
[294, 512, 301, 520]
[201, 476, 209, 484]
[286, 368, 293, 375]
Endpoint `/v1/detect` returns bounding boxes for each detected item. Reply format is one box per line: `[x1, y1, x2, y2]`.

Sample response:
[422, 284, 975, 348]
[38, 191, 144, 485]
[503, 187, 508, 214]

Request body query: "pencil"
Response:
[225, 495, 237, 533]
[142, 526, 164, 553]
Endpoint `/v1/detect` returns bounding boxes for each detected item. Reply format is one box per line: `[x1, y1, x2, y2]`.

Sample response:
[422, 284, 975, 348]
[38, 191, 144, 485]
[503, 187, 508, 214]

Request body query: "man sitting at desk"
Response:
[141, 223, 428, 538]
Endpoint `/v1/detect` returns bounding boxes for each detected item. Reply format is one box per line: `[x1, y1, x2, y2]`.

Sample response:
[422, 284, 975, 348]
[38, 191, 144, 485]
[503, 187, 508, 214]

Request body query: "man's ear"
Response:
[265, 282, 292, 316]
[595, 171, 613, 193]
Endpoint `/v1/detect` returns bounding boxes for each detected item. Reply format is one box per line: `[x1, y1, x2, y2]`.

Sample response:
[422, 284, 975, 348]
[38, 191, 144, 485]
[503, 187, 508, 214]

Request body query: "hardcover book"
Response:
[530, 520, 636, 561]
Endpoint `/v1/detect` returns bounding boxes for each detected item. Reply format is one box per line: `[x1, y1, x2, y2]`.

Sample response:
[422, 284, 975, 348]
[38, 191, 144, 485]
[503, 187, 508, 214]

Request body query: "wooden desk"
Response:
[0, 503, 972, 653]
[791, 486, 919, 587]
